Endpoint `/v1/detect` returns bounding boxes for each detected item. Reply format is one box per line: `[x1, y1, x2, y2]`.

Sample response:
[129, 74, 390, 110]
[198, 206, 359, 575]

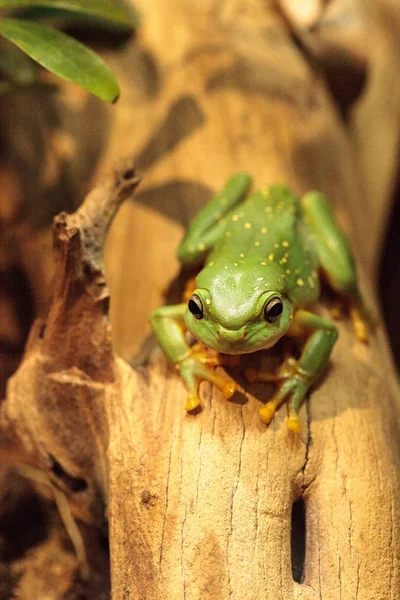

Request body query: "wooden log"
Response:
[2, 1, 400, 599]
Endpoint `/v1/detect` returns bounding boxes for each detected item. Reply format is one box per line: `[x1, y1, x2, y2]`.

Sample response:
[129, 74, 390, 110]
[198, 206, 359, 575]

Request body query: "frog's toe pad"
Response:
[185, 393, 201, 412]
[260, 401, 276, 425]
[222, 381, 236, 399]
[287, 415, 302, 433]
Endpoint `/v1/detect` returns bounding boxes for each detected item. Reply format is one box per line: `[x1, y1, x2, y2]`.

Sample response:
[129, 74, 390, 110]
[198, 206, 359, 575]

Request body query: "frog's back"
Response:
[208, 185, 300, 259]
[205, 184, 320, 307]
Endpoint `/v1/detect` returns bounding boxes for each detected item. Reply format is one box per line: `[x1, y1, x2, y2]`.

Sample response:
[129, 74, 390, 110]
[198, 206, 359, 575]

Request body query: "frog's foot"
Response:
[329, 297, 370, 343]
[349, 305, 368, 343]
[179, 355, 236, 412]
[260, 377, 309, 432]
[246, 358, 312, 431]
[245, 357, 298, 384]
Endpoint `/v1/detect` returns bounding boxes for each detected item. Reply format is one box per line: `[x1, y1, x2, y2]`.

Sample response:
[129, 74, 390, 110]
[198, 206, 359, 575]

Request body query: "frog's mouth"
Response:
[192, 326, 284, 355]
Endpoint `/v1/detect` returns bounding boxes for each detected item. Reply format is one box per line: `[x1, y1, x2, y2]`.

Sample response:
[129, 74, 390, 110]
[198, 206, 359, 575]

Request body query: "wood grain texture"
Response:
[2, 1, 400, 599]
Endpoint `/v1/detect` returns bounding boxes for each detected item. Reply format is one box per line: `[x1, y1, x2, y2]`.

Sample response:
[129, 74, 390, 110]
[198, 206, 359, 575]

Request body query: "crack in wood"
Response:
[159, 444, 173, 573]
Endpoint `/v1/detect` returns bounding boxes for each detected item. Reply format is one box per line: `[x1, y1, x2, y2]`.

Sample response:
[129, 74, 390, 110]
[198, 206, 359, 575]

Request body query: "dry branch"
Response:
[2, 1, 400, 599]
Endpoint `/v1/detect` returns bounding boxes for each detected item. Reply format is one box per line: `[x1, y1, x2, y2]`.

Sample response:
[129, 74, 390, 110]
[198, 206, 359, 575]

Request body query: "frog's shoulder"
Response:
[265, 184, 298, 208]
[248, 184, 299, 213]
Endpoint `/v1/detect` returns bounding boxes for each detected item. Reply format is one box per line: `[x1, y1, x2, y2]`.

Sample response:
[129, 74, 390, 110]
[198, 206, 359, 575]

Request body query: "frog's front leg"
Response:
[247, 310, 338, 432]
[150, 304, 236, 411]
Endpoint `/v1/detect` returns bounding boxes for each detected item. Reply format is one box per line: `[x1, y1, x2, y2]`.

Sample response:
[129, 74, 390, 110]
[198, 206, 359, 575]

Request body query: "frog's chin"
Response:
[193, 333, 283, 355]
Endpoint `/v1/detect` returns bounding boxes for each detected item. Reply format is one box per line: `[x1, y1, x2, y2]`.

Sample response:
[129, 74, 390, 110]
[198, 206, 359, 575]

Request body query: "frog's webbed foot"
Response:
[179, 354, 236, 412]
[245, 358, 313, 432]
[330, 299, 369, 343]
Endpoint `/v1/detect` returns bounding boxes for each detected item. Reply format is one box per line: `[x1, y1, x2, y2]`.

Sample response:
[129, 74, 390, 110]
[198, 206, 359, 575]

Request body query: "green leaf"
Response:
[0, 0, 137, 31]
[0, 18, 120, 101]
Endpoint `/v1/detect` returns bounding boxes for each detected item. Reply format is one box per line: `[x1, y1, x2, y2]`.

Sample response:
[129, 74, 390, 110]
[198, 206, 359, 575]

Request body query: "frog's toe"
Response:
[350, 306, 369, 343]
[287, 414, 302, 433]
[212, 374, 237, 399]
[185, 393, 201, 412]
[222, 381, 236, 399]
[260, 401, 277, 425]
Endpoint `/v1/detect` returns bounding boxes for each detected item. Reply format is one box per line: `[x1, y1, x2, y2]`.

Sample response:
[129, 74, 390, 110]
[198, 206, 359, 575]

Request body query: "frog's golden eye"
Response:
[188, 294, 204, 319]
[264, 297, 283, 322]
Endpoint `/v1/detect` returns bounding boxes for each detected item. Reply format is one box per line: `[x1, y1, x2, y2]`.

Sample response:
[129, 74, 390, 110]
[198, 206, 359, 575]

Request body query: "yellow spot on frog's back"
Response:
[198, 243, 205, 251]
[260, 261, 267, 266]
[308, 276, 315, 288]
[274, 243, 280, 249]
[279, 257, 287, 264]
[257, 276, 264, 281]
[234, 262, 238, 266]
[254, 241, 260, 247]
[282, 241, 289, 247]
[232, 214, 239, 222]
[205, 298, 211, 305]
[286, 269, 291, 275]
[240, 253, 245, 258]
[225, 231, 231, 236]
[265, 206, 272, 213]
[297, 278, 304, 287]
[268, 253, 274, 261]
[208, 261, 214, 267]
[244, 222, 252, 229]
[260, 227, 267, 234]
[224, 265, 228, 269]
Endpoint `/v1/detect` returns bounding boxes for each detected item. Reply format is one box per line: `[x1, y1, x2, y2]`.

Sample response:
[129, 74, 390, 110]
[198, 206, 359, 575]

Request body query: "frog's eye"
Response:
[264, 297, 283, 322]
[188, 294, 204, 319]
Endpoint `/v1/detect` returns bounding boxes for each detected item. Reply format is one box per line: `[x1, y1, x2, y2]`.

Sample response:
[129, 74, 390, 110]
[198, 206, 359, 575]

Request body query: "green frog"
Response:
[150, 173, 367, 432]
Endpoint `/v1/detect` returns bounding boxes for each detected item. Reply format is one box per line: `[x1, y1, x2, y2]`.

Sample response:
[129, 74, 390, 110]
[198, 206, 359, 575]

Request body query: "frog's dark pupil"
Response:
[265, 298, 283, 321]
[188, 295, 203, 319]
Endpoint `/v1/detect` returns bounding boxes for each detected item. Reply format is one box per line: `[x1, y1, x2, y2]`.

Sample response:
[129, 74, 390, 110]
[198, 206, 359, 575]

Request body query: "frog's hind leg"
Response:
[178, 173, 251, 265]
[301, 191, 368, 342]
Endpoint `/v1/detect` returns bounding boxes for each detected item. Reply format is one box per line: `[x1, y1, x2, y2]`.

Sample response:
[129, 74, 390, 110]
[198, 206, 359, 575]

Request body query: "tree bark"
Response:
[2, 1, 400, 599]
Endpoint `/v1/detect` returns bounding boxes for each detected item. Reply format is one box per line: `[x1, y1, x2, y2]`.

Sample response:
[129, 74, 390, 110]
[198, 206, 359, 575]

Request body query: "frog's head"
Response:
[185, 264, 293, 354]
